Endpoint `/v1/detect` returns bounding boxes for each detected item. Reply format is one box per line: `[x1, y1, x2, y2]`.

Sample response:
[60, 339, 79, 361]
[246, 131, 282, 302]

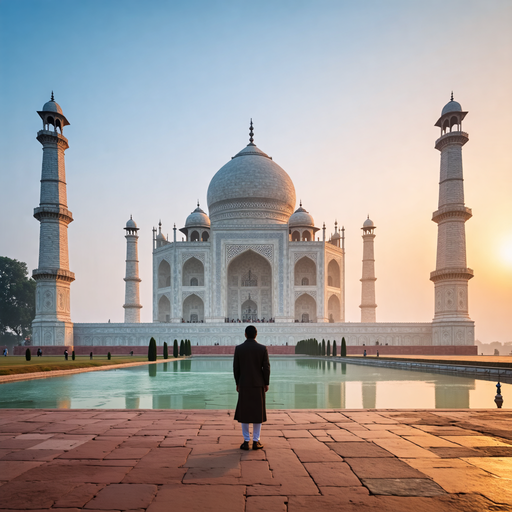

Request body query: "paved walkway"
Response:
[1, 409, 511, 511]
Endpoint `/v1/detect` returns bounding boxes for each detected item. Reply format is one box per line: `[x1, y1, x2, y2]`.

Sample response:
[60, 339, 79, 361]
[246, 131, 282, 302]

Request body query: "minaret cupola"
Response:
[37, 92, 70, 134]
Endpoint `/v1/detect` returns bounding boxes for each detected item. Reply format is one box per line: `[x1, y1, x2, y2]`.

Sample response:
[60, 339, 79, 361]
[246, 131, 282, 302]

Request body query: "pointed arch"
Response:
[294, 256, 317, 286]
[183, 257, 204, 286]
[227, 250, 272, 321]
[294, 293, 317, 322]
[158, 295, 170, 322]
[158, 260, 171, 288]
[327, 259, 340, 288]
[183, 293, 204, 322]
[328, 294, 341, 323]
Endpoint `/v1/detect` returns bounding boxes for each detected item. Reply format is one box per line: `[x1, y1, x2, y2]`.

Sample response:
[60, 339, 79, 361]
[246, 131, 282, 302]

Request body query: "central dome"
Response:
[207, 142, 296, 226]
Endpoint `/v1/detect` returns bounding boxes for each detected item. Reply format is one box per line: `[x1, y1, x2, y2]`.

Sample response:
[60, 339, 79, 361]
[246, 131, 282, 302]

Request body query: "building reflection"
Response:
[125, 396, 140, 409]
[148, 364, 157, 377]
[328, 382, 345, 409]
[153, 395, 171, 409]
[362, 382, 376, 409]
[435, 377, 474, 408]
[295, 383, 318, 408]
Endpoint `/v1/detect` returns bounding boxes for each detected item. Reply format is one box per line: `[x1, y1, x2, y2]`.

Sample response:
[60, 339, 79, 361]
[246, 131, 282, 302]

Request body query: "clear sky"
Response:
[0, 0, 511, 343]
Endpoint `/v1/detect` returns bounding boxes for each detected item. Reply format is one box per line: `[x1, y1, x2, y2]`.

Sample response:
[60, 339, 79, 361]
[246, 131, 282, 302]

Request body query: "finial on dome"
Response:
[249, 119, 254, 145]
[197, 200, 200, 208]
[300, 199, 302, 207]
[51, 91, 55, 102]
[130, 214, 132, 220]
[450, 91, 454, 102]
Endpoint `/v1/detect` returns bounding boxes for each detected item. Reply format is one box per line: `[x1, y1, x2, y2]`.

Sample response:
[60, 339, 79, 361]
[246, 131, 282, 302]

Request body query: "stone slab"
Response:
[362, 478, 446, 497]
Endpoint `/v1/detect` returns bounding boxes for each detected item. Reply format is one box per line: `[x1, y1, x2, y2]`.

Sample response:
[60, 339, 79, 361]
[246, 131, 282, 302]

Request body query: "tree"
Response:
[327, 340, 331, 357]
[0, 257, 36, 339]
[25, 348, 31, 361]
[163, 342, 169, 359]
[321, 339, 326, 356]
[173, 339, 178, 358]
[72, 350, 75, 360]
[333, 340, 337, 357]
[148, 337, 157, 361]
[180, 340, 184, 357]
[341, 337, 347, 357]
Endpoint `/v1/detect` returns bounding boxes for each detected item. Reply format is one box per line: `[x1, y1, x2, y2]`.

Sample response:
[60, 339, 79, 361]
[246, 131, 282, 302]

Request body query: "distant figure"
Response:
[363, 349, 367, 357]
[376, 350, 379, 357]
[90, 352, 93, 360]
[3, 348, 7, 356]
[37, 348, 42, 357]
[130, 351, 134, 356]
[233, 325, 270, 451]
[64, 349, 68, 360]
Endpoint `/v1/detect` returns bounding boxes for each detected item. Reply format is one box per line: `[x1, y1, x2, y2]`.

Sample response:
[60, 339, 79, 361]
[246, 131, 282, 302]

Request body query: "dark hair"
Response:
[245, 325, 257, 339]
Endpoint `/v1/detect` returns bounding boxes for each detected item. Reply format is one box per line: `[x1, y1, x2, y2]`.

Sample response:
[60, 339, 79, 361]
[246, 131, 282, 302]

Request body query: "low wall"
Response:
[13, 344, 476, 357]
[346, 345, 478, 356]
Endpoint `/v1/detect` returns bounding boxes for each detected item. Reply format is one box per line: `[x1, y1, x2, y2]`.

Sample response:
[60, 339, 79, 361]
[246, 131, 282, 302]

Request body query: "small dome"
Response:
[441, 99, 462, 116]
[125, 216, 137, 229]
[185, 205, 210, 229]
[156, 231, 166, 241]
[289, 203, 315, 227]
[363, 216, 375, 228]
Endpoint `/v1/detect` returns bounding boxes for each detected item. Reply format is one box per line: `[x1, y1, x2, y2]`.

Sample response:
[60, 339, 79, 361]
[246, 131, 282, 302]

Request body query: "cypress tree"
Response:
[333, 340, 337, 357]
[327, 340, 331, 357]
[163, 342, 169, 360]
[179, 340, 184, 357]
[72, 350, 75, 360]
[341, 337, 347, 357]
[318, 341, 322, 355]
[25, 348, 31, 361]
[173, 339, 178, 358]
[321, 339, 326, 356]
[107, 352, 111, 360]
[148, 337, 157, 361]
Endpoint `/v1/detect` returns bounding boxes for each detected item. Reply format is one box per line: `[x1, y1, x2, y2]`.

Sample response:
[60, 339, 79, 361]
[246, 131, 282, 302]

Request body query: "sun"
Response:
[500, 238, 512, 266]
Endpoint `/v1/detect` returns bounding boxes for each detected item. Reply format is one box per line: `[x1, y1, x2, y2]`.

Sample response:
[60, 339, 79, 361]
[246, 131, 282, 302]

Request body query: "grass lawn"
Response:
[0, 355, 168, 376]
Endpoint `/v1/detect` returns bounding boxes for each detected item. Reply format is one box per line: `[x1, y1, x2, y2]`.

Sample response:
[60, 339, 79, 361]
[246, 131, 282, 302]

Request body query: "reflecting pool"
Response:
[0, 357, 509, 409]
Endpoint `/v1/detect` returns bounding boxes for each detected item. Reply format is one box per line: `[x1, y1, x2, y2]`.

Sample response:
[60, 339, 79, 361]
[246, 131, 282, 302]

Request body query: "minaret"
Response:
[360, 216, 377, 322]
[123, 216, 142, 323]
[430, 94, 474, 345]
[32, 94, 75, 347]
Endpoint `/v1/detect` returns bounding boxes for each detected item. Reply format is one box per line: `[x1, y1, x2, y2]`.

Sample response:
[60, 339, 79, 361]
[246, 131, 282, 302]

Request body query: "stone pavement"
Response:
[1, 409, 511, 511]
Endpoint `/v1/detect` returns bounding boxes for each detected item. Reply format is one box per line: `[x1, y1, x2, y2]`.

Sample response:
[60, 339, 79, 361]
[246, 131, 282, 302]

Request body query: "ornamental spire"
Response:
[249, 118, 254, 144]
[51, 91, 55, 102]
[450, 91, 454, 101]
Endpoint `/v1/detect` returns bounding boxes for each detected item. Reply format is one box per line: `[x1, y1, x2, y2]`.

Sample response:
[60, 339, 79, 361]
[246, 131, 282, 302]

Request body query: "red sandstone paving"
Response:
[0, 409, 511, 510]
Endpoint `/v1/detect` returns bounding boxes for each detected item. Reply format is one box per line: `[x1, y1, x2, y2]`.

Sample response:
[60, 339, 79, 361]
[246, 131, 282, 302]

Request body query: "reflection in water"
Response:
[153, 395, 171, 409]
[295, 383, 318, 408]
[435, 378, 473, 408]
[362, 382, 377, 409]
[0, 356, 510, 410]
[126, 396, 140, 409]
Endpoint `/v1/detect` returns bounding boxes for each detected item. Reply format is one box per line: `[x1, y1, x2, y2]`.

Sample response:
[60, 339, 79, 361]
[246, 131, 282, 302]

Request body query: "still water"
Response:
[0, 357, 509, 409]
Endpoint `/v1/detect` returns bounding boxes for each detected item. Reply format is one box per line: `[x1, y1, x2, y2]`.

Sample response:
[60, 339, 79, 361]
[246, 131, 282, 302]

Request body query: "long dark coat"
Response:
[233, 339, 270, 424]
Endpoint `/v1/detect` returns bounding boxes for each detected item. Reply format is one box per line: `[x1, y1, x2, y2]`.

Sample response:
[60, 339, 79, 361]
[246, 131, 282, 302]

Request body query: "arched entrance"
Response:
[227, 250, 272, 321]
[328, 294, 341, 322]
[241, 299, 258, 322]
[158, 295, 170, 322]
[183, 294, 204, 322]
[183, 257, 204, 286]
[294, 293, 317, 322]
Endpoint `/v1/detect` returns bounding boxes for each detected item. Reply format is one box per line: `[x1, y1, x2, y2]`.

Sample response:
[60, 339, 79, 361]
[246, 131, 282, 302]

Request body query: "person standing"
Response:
[233, 325, 270, 450]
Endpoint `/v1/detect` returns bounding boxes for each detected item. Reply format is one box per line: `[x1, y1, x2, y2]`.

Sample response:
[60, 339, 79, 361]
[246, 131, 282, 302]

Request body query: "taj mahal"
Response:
[29, 94, 477, 354]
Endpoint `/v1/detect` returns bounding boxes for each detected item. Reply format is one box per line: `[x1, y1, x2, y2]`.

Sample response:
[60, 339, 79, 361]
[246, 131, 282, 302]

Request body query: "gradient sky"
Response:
[0, 0, 511, 343]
